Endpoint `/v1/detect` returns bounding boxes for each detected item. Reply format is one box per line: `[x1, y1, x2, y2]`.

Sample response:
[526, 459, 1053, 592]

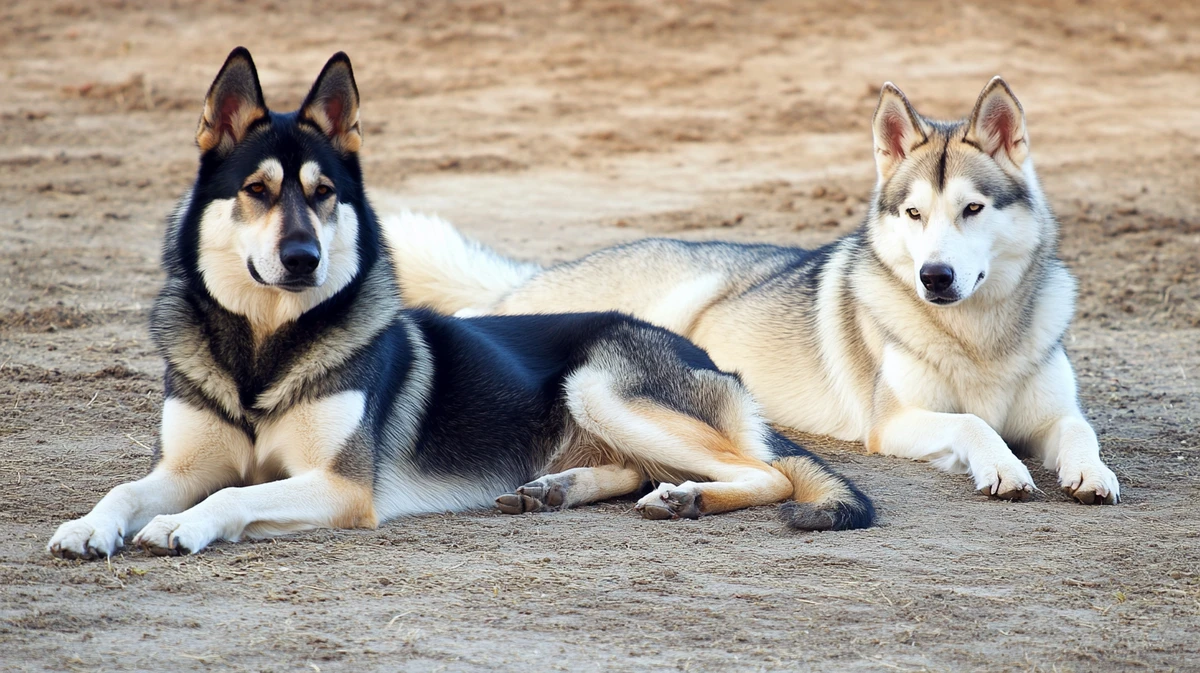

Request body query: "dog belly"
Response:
[372, 464, 520, 521]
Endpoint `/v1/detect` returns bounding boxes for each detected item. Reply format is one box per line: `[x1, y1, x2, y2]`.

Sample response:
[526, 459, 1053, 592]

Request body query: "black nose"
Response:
[280, 238, 320, 276]
[919, 263, 955, 293]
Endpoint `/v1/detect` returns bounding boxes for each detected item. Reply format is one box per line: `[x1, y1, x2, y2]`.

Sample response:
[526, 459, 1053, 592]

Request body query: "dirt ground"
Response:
[2, 0, 1199, 670]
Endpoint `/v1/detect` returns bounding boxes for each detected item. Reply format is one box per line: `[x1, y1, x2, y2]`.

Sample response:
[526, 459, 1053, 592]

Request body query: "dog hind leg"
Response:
[564, 364, 793, 519]
[495, 464, 643, 514]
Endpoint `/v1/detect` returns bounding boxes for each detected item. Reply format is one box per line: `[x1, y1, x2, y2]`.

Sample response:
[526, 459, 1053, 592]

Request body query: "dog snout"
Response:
[919, 263, 955, 294]
[280, 236, 321, 276]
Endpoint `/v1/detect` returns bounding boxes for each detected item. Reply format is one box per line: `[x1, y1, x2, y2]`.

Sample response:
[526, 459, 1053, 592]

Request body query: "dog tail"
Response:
[768, 431, 875, 531]
[380, 210, 540, 314]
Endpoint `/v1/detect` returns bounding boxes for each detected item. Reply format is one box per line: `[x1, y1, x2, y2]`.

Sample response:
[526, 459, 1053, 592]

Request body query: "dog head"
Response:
[866, 77, 1047, 307]
[179, 48, 371, 327]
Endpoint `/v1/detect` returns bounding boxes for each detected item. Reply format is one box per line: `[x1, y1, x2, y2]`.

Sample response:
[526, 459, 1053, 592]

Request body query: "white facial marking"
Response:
[299, 161, 322, 194]
[197, 196, 361, 339]
[257, 158, 284, 188]
[247, 207, 289, 285]
[878, 175, 1038, 307]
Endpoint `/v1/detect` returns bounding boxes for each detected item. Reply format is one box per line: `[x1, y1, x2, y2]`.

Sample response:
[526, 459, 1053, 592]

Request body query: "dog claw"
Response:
[497, 476, 572, 514]
[516, 482, 565, 508]
[141, 541, 180, 556]
[1059, 463, 1120, 505]
[46, 519, 123, 561]
[994, 485, 1033, 501]
[495, 493, 543, 514]
[635, 502, 676, 520]
[635, 482, 702, 521]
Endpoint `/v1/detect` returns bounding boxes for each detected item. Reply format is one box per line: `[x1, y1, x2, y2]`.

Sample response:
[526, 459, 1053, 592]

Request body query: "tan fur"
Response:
[628, 402, 769, 468]
[197, 104, 264, 154]
[623, 403, 792, 515]
[158, 398, 254, 487]
[303, 104, 362, 155]
[327, 473, 378, 529]
[772, 456, 852, 508]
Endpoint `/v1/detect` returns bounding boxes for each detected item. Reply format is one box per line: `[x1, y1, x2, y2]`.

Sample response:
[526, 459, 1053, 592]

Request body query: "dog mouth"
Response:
[247, 260, 315, 293]
[923, 272, 985, 306]
[926, 295, 960, 306]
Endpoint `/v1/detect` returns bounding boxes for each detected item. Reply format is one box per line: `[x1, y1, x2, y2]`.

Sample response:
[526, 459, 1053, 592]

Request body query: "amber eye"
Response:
[963, 202, 984, 217]
[246, 182, 266, 195]
[315, 184, 333, 198]
[905, 207, 921, 220]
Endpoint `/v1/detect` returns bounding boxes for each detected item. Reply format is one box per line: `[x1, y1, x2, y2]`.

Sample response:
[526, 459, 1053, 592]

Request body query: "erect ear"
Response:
[871, 82, 930, 182]
[964, 76, 1029, 170]
[196, 47, 268, 155]
[300, 52, 362, 155]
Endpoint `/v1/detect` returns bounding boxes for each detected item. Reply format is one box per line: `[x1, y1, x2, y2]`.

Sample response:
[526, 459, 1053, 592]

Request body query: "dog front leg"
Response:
[869, 407, 1035, 499]
[1010, 348, 1119, 504]
[133, 470, 376, 556]
[48, 399, 251, 560]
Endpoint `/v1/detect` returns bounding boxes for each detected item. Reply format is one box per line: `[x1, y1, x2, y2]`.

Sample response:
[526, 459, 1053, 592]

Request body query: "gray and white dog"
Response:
[388, 77, 1120, 505]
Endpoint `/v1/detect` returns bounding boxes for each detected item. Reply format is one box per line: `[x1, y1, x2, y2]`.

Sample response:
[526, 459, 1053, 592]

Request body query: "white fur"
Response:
[133, 470, 368, 552]
[255, 391, 366, 473]
[47, 399, 254, 558]
[380, 210, 539, 314]
[372, 467, 515, 520]
[198, 200, 360, 339]
[874, 176, 1041, 307]
[642, 274, 728, 335]
[132, 392, 375, 554]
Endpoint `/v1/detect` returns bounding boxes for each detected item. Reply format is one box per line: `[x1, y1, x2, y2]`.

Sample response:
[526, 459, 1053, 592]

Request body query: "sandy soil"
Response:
[2, 1, 1199, 670]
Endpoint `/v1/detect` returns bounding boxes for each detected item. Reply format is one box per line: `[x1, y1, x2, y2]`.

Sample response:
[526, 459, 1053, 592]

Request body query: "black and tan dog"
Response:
[47, 48, 873, 560]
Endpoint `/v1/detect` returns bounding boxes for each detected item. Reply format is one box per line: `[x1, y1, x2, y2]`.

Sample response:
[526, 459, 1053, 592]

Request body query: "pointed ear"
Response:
[964, 76, 1029, 169]
[300, 52, 362, 155]
[871, 83, 929, 182]
[196, 47, 268, 154]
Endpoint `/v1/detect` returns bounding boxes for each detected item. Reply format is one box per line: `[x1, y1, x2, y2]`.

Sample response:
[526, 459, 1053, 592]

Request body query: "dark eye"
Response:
[963, 203, 984, 218]
[245, 182, 267, 196]
[905, 208, 921, 220]
[315, 184, 333, 199]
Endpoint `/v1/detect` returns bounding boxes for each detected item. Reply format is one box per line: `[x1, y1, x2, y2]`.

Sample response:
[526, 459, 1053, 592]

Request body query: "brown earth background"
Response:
[2, 1, 1199, 671]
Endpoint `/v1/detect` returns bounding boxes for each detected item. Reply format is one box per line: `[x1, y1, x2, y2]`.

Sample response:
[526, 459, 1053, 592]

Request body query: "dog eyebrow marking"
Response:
[247, 158, 284, 191]
[299, 161, 322, 195]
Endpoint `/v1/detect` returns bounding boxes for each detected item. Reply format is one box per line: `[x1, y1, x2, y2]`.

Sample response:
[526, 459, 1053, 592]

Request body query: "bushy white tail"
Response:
[380, 211, 540, 314]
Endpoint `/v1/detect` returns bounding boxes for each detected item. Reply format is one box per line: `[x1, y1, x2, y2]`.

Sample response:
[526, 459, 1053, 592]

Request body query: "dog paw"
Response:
[495, 477, 569, 515]
[975, 459, 1035, 501]
[132, 516, 208, 556]
[634, 482, 702, 520]
[47, 518, 124, 560]
[1059, 460, 1120, 505]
